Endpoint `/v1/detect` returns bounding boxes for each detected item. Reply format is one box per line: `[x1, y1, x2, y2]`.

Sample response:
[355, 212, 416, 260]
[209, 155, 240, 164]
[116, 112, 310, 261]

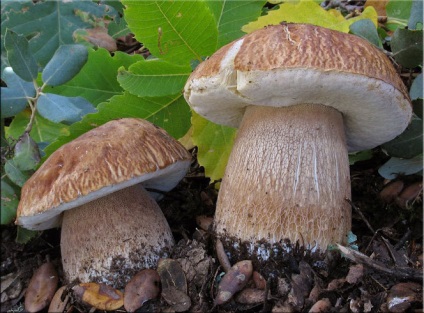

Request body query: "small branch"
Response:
[215, 239, 232, 272]
[337, 244, 423, 282]
[345, 198, 375, 234]
[24, 81, 42, 134]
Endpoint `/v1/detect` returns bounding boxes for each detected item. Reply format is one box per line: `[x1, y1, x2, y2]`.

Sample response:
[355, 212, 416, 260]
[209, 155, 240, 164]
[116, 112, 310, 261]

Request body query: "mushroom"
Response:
[16, 118, 191, 288]
[184, 24, 412, 258]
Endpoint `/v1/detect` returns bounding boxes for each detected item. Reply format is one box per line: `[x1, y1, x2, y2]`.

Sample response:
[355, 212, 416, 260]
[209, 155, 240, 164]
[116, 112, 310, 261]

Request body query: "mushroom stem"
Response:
[61, 184, 174, 288]
[214, 104, 351, 252]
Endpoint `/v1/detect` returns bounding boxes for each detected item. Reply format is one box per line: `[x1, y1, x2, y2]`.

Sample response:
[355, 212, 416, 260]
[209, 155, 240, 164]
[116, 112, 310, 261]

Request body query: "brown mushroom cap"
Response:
[16, 118, 191, 230]
[184, 23, 412, 151]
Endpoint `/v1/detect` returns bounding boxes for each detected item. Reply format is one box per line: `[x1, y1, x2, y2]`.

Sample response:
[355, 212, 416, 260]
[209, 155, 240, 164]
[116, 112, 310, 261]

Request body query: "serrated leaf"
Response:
[5, 109, 70, 146]
[205, 0, 266, 46]
[1, 67, 35, 118]
[4, 29, 38, 81]
[1, 179, 19, 224]
[41, 49, 143, 106]
[37, 93, 96, 125]
[382, 117, 423, 158]
[349, 19, 382, 47]
[191, 111, 236, 182]
[118, 60, 191, 97]
[391, 28, 423, 68]
[242, 1, 377, 34]
[43, 92, 191, 160]
[13, 132, 40, 171]
[4, 160, 30, 187]
[123, 1, 218, 63]
[42, 45, 88, 86]
[1, 1, 118, 66]
[378, 154, 423, 179]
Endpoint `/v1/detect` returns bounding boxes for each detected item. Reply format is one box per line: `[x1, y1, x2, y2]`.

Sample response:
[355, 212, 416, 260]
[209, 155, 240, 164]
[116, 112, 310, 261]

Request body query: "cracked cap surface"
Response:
[16, 118, 191, 230]
[184, 23, 412, 151]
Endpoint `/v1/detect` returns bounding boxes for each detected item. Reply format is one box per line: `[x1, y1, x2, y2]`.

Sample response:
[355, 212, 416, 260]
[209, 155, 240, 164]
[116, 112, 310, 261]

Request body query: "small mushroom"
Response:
[184, 23, 412, 256]
[16, 118, 191, 288]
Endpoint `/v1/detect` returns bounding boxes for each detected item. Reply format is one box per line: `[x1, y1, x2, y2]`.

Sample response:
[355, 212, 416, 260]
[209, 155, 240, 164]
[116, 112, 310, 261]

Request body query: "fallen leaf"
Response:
[48, 286, 70, 313]
[214, 260, 253, 305]
[308, 298, 332, 312]
[157, 258, 187, 293]
[242, 1, 377, 34]
[24, 262, 59, 313]
[124, 269, 161, 312]
[346, 264, 364, 284]
[161, 286, 192, 312]
[73, 282, 123, 311]
[234, 288, 266, 304]
[74, 27, 117, 51]
[387, 282, 422, 312]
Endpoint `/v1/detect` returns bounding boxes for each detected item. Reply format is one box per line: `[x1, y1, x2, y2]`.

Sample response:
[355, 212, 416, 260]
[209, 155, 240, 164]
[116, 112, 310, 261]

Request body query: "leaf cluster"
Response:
[1, 0, 422, 242]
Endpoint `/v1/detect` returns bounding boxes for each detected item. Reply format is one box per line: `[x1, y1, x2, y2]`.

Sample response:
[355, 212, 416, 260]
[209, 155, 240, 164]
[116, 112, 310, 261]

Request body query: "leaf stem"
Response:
[24, 80, 42, 134]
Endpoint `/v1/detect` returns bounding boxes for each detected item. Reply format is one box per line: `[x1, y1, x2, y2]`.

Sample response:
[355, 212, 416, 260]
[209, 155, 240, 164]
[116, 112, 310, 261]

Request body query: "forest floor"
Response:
[1, 148, 423, 312]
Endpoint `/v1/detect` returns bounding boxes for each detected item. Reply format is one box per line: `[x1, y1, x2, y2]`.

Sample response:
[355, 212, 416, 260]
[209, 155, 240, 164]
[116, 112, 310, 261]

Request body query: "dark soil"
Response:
[1, 148, 422, 313]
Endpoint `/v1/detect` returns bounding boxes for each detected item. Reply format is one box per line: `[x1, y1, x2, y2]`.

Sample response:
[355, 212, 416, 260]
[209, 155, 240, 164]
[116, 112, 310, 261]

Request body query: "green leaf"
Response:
[43, 92, 191, 160]
[42, 49, 143, 106]
[391, 28, 423, 68]
[408, 0, 423, 30]
[386, 0, 413, 30]
[205, 0, 266, 46]
[16, 227, 38, 244]
[118, 60, 191, 97]
[123, 1, 218, 63]
[191, 111, 236, 182]
[5, 110, 70, 146]
[378, 154, 423, 179]
[4, 29, 38, 81]
[37, 94, 96, 125]
[1, 1, 117, 66]
[349, 19, 382, 48]
[108, 16, 130, 39]
[1, 88, 28, 118]
[4, 159, 30, 187]
[13, 132, 40, 171]
[42, 45, 88, 87]
[382, 117, 423, 159]
[1, 179, 19, 224]
[1, 67, 36, 118]
[348, 150, 373, 165]
[410, 73, 423, 100]
[2, 67, 35, 97]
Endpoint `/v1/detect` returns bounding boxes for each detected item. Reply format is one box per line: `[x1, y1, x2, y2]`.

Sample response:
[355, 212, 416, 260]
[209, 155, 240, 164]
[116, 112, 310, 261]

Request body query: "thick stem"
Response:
[61, 184, 174, 288]
[215, 104, 351, 252]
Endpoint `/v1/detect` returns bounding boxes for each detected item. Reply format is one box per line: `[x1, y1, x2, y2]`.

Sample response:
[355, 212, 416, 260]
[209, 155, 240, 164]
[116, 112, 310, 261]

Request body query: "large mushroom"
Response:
[184, 24, 412, 258]
[16, 118, 191, 288]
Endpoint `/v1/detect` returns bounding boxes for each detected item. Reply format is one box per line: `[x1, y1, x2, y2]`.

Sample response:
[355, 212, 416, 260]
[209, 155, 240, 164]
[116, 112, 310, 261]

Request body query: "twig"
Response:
[394, 228, 412, 250]
[345, 198, 375, 234]
[337, 244, 423, 282]
[215, 239, 232, 272]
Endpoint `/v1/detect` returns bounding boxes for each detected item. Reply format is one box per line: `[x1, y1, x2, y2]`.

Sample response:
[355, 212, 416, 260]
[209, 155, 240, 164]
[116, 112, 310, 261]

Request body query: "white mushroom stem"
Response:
[214, 104, 351, 251]
[61, 184, 174, 288]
